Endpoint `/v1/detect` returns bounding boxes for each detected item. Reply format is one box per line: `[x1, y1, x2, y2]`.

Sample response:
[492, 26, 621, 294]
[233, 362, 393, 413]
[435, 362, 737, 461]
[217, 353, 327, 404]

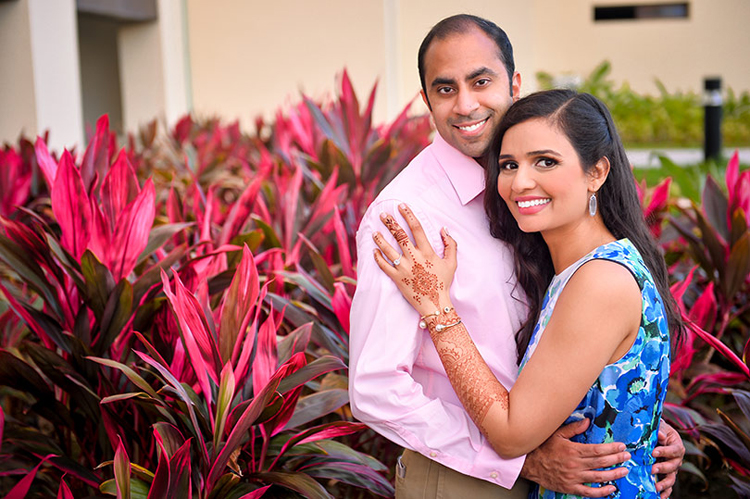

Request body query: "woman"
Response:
[372, 89, 682, 498]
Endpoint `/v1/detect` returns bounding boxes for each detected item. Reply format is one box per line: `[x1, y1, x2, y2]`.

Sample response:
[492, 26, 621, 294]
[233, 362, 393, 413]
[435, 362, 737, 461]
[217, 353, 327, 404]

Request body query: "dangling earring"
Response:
[588, 193, 598, 217]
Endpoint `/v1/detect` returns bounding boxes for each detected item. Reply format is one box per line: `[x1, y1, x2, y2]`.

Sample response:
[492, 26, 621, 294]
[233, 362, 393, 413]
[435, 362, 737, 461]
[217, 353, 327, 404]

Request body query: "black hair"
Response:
[418, 14, 515, 107]
[484, 89, 683, 363]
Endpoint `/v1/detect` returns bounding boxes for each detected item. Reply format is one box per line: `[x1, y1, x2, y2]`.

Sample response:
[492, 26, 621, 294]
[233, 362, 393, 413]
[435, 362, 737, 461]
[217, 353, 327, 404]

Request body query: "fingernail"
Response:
[380, 212, 387, 220]
[624, 452, 631, 461]
[443, 226, 450, 236]
[399, 203, 406, 209]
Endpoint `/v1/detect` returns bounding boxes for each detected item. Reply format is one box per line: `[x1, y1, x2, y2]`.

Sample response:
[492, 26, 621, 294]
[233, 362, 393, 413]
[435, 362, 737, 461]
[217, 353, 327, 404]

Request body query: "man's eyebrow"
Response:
[467, 67, 499, 81]
[430, 77, 456, 88]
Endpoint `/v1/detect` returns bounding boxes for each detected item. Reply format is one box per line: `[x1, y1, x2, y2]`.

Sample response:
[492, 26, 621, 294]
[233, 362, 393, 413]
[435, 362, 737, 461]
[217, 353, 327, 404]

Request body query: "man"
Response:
[349, 14, 683, 498]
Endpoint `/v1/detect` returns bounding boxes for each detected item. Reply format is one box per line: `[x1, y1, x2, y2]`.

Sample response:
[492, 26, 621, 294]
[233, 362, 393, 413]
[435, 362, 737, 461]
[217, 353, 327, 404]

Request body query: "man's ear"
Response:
[589, 156, 611, 191]
[420, 89, 432, 112]
[511, 72, 522, 102]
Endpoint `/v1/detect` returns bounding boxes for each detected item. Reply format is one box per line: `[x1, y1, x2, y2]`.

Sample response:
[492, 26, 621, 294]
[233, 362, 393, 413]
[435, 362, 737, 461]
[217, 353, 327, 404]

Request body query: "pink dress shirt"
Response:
[349, 134, 529, 488]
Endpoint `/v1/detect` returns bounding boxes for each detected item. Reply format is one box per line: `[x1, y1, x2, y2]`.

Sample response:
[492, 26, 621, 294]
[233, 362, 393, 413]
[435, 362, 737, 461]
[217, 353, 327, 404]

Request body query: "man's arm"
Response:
[521, 419, 629, 497]
[652, 419, 685, 499]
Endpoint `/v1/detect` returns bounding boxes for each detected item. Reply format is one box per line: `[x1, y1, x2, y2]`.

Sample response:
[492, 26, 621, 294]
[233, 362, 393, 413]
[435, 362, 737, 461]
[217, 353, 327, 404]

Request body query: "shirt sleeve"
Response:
[348, 198, 525, 488]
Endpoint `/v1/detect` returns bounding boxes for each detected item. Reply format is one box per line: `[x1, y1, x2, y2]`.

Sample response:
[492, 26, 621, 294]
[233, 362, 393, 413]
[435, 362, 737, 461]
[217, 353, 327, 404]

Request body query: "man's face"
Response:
[421, 28, 521, 161]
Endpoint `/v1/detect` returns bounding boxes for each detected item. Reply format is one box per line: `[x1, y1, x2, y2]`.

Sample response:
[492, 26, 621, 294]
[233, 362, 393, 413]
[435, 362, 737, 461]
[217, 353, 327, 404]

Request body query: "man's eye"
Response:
[475, 79, 490, 87]
[437, 87, 454, 95]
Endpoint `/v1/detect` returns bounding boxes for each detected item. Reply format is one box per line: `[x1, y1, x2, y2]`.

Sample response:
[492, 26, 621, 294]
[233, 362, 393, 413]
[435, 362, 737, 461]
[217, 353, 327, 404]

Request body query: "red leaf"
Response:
[690, 322, 750, 378]
[52, 151, 91, 259]
[57, 476, 74, 499]
[688, 281, 717, 332]
[80, 114, 111, 192]
[332, 282, 351, 335]
[644, 177, 671, 219]
[264, 353, 308, 436]
[219, 175, 265, 246]
[332, 207, 353, 279]
[34, 137, 58, 189]
[101, 150, 140, 232]
[2, 454, 54, 499]
[726, 150, 740, 204]
[109, 179, 155, 281]
[253, 311, 279, 397]
[219, 245, 260, 364]
[238, 485, 271, 499]
[160, 270, 218, 401]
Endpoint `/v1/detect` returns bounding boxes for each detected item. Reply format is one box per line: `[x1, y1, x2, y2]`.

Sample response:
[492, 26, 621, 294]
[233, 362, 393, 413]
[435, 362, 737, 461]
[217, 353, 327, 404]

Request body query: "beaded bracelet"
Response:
[421, 308, 461, 335]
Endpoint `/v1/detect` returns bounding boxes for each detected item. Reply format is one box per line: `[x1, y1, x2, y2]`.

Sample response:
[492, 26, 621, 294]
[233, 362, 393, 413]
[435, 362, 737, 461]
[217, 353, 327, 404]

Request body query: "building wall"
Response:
[0, 0, 37, 145]
[532, 0, 750, 95]
[186, 0, 388, 129]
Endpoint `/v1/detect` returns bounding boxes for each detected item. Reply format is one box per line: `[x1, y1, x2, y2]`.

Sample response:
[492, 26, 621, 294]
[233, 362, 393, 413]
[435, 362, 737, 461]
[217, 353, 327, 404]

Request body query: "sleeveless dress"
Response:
[519, 239, 671, 499]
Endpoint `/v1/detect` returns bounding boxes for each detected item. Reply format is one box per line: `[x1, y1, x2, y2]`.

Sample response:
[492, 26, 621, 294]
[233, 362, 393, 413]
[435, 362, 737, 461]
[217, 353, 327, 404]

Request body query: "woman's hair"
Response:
[484, 89, 683, 363]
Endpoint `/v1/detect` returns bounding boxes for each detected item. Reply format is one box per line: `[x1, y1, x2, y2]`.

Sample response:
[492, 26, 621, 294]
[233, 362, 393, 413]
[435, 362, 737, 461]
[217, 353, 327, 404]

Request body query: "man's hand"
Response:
[521, 419, 629, 497]
[652, 419, 685, 499]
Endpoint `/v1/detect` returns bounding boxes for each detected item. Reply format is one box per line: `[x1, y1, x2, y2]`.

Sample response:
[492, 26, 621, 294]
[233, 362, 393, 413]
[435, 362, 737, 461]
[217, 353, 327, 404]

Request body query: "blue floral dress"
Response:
[520, 239, 671, 499]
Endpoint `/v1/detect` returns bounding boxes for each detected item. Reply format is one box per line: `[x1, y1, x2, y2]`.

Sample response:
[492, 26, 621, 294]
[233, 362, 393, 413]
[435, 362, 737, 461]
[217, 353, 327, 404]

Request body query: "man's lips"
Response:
[454, 118, 489, 133]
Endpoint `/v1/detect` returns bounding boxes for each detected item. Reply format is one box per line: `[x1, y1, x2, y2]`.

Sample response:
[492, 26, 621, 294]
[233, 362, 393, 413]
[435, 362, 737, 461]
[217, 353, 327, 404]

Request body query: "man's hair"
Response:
[418, 14, 516, 102]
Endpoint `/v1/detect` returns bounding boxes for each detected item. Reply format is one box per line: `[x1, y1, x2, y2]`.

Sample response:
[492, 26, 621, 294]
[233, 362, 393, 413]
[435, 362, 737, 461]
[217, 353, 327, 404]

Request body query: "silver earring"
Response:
[588, 193, 598, 217]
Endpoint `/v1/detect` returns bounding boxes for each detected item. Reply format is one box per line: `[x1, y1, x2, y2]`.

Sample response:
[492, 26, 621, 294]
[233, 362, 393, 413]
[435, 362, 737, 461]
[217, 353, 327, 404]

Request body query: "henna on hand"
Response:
[383, 215, 411, 247]
[402, 262, 444, 308]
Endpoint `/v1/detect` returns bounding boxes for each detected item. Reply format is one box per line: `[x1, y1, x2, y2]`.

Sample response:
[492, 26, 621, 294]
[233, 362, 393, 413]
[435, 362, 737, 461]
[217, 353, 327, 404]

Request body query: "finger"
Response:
[398, 203, 431, 251]
[373, 249, 399, 277]
[569, 484, 617, 498]
[581, 450, 631, 470]
[554, 418, 590, 439]
[441, 227, 457, 268]
[572, 440, 628, 459]
[653, 443, 683, 460]
[372, 231, 402, 264]
[660, 486, 673, 499]
[652, 457, 681, 475]
[655, 471, 676, 492]
[380, 212, 414, 250]
[578, 466, 629, 484]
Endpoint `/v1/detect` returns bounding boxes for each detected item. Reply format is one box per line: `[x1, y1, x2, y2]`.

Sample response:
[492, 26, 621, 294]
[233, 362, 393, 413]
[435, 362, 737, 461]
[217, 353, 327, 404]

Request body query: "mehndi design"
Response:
[402, 262, 443, 308]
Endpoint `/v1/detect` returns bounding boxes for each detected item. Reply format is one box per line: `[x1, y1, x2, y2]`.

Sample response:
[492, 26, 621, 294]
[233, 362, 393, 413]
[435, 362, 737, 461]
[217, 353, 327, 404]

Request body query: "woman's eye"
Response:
[536, 158, 557, 168]
[499, 161, 518, 171]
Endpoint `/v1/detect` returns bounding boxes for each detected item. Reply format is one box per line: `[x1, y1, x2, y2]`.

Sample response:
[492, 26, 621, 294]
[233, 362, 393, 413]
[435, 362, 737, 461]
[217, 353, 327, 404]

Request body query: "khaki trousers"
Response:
[395, 449, 531, 499]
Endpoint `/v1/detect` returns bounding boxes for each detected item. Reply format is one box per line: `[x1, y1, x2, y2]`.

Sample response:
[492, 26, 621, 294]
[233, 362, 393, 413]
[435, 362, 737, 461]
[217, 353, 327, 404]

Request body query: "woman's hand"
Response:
[372, 203, 457, 317]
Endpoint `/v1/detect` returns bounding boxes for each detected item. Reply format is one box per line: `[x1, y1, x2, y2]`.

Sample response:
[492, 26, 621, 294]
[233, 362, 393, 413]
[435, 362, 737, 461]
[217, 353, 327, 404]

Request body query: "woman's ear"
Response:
[588, 156, 611, 191]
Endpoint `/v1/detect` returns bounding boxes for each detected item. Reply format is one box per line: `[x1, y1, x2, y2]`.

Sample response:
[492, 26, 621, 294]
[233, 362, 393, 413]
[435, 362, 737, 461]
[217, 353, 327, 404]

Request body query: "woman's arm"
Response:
[373, 204, 640, 458]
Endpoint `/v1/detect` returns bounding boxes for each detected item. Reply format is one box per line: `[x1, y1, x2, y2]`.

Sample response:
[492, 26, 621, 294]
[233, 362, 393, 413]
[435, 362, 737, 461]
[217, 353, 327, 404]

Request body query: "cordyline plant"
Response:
[0, 98, 405, 496]
[646, 151, 750, 497]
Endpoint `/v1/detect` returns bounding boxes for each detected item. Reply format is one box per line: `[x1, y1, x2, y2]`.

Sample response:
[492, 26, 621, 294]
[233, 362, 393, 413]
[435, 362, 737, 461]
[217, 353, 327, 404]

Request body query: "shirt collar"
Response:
[431, 133, 486, 205]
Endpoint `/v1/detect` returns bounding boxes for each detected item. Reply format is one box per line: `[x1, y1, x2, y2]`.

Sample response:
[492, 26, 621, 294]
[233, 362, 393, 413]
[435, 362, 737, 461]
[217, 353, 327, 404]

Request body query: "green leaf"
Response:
[81, 250, 116, 321]
[214, 363, 236, 451]
[0, 350, 53, 400]
[101, 392, 149, 404]
[135, 222, 193, 266]
[252, 471, 333, 499]
[702, 175, 730, 240]
[251, 216, 282, 249]
[114, 437, 131, 499]
[87, 356, 161, 400]
[96, 279, 134, 354]
[725, 232, 750, 299]
[283, 389, 349, 430]
[277, 356, 346, 394]
[730, 208, 748, 248]
[100, 477, 149, 498]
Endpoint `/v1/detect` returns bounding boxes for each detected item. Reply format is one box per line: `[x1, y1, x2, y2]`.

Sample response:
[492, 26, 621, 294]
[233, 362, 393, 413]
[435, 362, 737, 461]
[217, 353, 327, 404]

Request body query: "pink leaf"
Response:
[34, 137, 58, 190]
[57, 476, 74, 499]
[238, 485, 271, 499]
[52, 151, 91, 259]
[644, 177, 671, 219]
[726, 150, 740, 204]
[109, 179, 155, 281]
[80, 114, 111, 192]
[101, 150, 140, 232]
[160, 270, 217, 402]
[690, 322, 750, 378]
[253, 311, 279, 397]
[688, 281, 717, 332]
[264, 353, 308, 436]
[2, 454, 54, 499]
[219, 245, 260, 364]
[332, 282, 352, 335]
[332, 207, 354, 279]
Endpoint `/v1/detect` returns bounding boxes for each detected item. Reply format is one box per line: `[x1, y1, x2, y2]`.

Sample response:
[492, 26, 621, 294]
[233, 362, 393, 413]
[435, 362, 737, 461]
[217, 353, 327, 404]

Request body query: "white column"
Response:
[157, 0, 191, 125]
[27, 0, 83, 150]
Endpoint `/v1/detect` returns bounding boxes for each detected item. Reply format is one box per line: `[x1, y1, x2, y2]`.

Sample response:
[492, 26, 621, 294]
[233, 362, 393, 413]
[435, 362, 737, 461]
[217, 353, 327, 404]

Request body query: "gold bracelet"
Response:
[419, 306, 454, 329]
[423, 309, 461, 334]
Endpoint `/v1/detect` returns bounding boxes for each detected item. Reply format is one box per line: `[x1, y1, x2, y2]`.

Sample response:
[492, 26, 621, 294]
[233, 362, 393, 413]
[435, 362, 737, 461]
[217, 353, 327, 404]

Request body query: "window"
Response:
[594, 3, 689, 21]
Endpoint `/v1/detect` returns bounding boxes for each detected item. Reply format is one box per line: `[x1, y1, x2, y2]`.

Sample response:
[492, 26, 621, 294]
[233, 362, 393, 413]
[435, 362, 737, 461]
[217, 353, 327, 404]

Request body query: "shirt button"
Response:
[490, 472, 498, 479]
[429, 451, 437, 458]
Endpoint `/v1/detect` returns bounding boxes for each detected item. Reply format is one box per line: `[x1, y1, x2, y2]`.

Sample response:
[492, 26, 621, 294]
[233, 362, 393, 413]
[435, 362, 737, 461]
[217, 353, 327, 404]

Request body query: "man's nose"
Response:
[453, 89, 480, 116]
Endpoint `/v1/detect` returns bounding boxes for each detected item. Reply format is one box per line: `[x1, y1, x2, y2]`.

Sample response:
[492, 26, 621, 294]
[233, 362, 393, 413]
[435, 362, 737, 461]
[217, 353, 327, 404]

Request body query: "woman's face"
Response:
[496, 118, 597, 236]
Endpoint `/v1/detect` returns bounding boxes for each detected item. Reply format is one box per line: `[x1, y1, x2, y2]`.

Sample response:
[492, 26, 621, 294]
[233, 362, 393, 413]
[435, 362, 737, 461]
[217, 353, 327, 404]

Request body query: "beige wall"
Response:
[0, 0, 37, 145]
[533, 0, 750, 95]
[186, 0, 388, 128]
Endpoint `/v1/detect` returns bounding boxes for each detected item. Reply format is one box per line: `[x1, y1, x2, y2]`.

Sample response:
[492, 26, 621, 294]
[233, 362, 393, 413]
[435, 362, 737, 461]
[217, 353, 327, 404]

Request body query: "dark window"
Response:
[594, 3, 689, 21]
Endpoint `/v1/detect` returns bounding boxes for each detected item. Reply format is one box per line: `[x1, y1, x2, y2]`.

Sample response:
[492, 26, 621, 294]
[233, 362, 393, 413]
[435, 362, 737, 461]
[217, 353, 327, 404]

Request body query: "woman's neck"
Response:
[542, 218, 616, 274]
